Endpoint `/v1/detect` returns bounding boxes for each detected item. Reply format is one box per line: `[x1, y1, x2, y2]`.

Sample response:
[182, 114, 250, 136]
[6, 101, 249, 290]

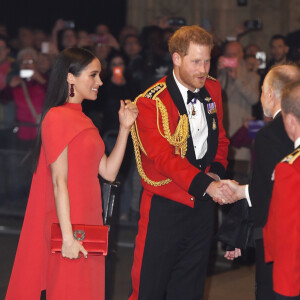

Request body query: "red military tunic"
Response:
[264, 148, 300, 297]
[132, 75, 229, 207]
[129, 74, 229, 300]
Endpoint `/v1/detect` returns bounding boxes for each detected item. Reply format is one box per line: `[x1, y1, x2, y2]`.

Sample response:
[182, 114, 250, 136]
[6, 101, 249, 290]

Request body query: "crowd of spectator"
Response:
[1, 17, 300, 222]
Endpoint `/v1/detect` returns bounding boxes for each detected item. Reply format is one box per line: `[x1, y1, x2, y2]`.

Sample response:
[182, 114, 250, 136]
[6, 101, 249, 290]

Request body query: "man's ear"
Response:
[268, 87, 276, 106]
[283, 112, 296, 139]
[172, 52, 182, 67]
[67, 73, 75, 84]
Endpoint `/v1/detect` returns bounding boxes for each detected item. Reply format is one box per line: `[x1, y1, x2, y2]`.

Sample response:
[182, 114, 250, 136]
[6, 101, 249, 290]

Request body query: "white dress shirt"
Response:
[173, 71, 208, 159]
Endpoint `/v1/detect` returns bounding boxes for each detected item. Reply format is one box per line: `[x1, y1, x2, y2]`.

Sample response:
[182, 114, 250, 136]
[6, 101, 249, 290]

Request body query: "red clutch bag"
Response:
[51, 223, 109, 256]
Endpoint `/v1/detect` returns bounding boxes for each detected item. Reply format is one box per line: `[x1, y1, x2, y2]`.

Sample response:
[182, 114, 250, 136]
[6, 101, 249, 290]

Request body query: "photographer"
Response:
[217, 41, 260, 183]
[9, 47, 47, 141]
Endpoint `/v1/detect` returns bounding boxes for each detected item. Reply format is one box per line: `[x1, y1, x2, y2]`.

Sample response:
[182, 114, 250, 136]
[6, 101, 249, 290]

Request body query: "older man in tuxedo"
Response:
[222, 65, 300, 300]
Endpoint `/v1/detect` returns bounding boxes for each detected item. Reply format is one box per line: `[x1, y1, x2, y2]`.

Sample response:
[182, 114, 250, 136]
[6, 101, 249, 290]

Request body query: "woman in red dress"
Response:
[5, 47, 138, 300]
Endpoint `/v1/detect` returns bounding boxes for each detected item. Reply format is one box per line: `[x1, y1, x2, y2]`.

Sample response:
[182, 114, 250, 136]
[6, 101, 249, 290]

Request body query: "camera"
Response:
[256, 51, 266, 69]
[112, 66, 123, 84]
[91, 34, 107, 45]
[167, 17, 186, 27]
[20, 69, 34, 79]
[244, 20, 262, 30]
[223, 57, 238, 68]
[41, 42, 50, 54]
[62, 20, 75, 29]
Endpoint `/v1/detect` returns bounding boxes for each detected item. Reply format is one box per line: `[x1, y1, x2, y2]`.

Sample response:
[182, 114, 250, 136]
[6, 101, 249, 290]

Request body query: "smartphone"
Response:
[244, 20, 262, 30]
[256, 51, 266, 69]
[112, 66, 123, 84]
[20, 69, 34, 79]
[63, 20, 75, 29]
[223, 57, 238, 68]
[41, 42, 50, 54]
[167, 17, 186, 27]
[90, 34, 107, 44]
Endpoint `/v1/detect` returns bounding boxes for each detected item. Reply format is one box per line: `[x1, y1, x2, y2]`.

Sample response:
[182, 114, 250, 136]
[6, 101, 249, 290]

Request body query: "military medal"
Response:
[212, 118, 217, 130]
[190, 98, 197, 116]
[205, 97, 211, 102]
[207, 102, 217, 114]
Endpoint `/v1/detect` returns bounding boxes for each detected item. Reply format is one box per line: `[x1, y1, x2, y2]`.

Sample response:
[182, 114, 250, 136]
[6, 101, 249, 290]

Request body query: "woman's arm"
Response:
[51, 146, 88, 259]
[99, 100, 138, 181]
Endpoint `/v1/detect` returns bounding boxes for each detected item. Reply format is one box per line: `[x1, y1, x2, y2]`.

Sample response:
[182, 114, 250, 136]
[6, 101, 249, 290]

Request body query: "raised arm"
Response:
[99, 100, 138, 181]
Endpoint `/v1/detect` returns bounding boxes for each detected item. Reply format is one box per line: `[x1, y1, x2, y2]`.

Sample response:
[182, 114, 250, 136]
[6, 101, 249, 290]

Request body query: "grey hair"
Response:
[17, 47, 38, 64]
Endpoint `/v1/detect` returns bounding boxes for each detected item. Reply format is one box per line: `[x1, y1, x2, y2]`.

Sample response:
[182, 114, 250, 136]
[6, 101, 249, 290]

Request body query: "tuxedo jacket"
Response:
[249, 112, 293, 228]
[134, 73, 229, 207]
[264, 147, 300, 297]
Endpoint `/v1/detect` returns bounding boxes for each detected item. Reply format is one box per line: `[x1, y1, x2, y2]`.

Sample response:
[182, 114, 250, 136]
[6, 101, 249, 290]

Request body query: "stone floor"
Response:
[0, 211, 255, 300]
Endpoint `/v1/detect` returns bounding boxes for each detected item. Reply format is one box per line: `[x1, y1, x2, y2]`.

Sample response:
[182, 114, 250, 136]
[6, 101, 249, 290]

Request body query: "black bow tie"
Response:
[187, 90, 203, 104]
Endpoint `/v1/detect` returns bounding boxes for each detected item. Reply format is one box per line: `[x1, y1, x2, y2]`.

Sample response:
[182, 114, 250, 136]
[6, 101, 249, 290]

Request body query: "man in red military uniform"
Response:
[129, 25, 237, 300]
[264, 80, 300, 300]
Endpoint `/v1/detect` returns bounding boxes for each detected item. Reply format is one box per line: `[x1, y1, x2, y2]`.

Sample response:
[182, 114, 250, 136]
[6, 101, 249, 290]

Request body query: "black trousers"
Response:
[129, 194, 214, 300]
[255, 238, 276, 300]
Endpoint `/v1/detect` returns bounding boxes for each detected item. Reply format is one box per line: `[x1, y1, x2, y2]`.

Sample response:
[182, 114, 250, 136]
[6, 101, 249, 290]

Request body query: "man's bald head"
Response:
[261, 65, 300, 117]
[265, 65, 300, 101]
[224, 41, 244, 61]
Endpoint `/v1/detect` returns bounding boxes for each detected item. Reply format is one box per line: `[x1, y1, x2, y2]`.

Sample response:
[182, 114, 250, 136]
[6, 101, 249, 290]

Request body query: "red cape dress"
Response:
[5, 102, 105, 300]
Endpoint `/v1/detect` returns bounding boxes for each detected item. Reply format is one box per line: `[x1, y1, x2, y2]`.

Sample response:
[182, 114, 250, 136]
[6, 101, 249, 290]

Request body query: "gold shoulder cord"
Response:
[130, 82, 189, 187]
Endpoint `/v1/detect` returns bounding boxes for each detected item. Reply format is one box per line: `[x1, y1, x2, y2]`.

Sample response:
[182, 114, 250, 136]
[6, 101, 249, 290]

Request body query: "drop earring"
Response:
[70, 84, 75, 97]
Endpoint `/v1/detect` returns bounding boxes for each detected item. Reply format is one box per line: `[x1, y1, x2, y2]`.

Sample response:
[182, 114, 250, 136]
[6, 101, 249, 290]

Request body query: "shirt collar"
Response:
[295, 137, 300, 149]
[273, 109, 281, 119]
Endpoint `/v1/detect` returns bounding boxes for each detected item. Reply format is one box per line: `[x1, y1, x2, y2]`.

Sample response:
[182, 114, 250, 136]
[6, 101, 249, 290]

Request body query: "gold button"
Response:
[190, 197, 194, 201]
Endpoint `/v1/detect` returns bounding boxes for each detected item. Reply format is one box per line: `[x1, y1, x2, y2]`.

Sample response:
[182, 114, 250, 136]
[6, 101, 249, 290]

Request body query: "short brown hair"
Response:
[168, 25, 213, 56]
[282, 80, 300, 122]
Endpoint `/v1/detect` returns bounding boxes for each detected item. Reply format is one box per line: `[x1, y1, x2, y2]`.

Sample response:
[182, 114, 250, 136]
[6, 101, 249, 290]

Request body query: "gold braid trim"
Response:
[130, 82, 189, 187]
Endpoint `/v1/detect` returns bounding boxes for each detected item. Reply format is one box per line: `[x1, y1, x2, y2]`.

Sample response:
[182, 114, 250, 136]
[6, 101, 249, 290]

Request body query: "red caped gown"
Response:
[5, 102, 105, 300]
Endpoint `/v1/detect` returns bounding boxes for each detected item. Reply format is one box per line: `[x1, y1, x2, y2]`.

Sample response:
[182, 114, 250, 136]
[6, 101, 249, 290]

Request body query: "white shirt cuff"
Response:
[245, 185, 252, 207]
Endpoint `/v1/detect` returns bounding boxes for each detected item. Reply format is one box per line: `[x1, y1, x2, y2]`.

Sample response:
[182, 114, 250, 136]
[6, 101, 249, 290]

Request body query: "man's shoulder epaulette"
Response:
[134, 82, 167, 104]
[281, 148, 300, 164]
[143, 82, 167, 99]
[207, 75, 216, 81]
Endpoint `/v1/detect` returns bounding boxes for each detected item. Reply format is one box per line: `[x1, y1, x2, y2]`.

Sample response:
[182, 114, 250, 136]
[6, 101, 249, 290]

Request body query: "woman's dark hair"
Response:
[32, 47, 96, 171]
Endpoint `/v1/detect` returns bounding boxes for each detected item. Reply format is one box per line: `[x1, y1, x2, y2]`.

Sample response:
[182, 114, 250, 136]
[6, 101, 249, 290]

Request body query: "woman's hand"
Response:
[61, 238, 88, 259]
[118, 100, 138, 130]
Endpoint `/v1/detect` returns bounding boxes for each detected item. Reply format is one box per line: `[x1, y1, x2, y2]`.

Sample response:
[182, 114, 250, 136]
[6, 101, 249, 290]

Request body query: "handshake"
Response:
[206, 173, 246, 205]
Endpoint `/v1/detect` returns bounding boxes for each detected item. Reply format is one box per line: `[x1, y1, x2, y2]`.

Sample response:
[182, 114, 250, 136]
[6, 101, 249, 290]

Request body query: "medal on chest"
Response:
[207, 102, 217, 114]
[190, 98, 197, 116]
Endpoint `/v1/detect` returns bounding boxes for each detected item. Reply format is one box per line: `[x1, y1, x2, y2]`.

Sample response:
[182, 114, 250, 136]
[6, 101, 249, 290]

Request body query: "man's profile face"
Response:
[176, 42, 211, 91]
[260, 76, 273, 118]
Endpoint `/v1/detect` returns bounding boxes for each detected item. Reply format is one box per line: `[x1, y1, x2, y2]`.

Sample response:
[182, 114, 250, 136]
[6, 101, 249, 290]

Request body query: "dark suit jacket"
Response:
[249, 112, 293, 229]
[218, 112, 293, 249]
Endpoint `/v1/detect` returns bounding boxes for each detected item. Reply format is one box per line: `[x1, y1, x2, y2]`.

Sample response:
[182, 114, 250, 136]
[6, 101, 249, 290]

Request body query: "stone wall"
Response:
[126, 0, 300, 54]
